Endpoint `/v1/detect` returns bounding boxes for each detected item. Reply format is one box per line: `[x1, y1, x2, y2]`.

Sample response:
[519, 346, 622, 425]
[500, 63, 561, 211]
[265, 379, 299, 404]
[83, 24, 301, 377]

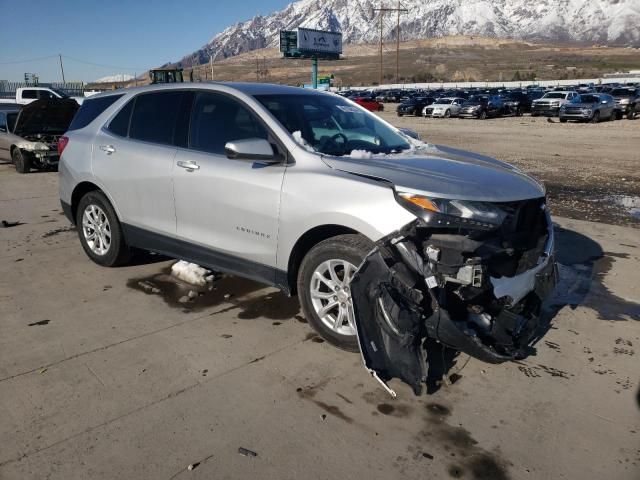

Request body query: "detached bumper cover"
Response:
[351, 201, 558, 396]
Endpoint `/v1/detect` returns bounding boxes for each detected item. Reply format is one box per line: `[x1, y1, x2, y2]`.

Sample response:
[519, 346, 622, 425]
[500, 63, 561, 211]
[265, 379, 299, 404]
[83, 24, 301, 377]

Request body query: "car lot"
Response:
[379, 109, 640, 227]
[1, 117, 639, 480]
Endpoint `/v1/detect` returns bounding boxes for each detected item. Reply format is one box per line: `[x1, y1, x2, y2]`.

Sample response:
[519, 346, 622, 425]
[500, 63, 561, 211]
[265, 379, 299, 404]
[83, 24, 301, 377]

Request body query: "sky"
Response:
[0, 0, 293, 83]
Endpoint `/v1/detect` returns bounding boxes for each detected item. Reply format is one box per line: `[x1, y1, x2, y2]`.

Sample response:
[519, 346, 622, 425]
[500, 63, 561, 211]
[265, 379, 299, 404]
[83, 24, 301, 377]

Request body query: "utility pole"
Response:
[58, 54, 66, 84]
[373, 2, 407, 86]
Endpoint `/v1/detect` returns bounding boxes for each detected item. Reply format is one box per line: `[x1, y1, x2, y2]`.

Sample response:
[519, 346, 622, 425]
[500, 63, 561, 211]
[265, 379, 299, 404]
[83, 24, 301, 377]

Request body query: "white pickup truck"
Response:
[0, 87, 84, 105]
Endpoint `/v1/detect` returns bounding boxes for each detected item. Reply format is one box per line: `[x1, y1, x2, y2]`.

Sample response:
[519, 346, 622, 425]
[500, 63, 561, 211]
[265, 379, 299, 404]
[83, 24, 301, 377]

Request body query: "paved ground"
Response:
[380, 110, 640, 228]
[0, 159, 639, 480]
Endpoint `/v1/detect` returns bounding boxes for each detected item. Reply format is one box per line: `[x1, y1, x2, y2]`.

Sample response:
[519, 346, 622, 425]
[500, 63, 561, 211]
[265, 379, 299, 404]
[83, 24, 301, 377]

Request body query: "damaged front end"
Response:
[351, 195, 557, 396]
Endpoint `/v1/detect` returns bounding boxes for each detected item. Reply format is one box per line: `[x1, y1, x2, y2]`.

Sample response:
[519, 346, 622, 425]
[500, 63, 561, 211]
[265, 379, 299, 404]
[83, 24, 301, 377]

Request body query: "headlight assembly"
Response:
[396, 192, 508, 229]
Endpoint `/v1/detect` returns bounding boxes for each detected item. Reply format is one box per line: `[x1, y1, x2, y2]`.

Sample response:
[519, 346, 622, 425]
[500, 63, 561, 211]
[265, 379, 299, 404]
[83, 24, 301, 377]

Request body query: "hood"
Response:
[13, 98, 79, 137]
[321, 144, 545, 202]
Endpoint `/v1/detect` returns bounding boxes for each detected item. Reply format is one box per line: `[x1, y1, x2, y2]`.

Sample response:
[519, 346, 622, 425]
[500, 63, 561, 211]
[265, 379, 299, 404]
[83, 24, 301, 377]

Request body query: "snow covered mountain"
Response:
[177, 0, 640, 66]
[93, 74, 135, 83]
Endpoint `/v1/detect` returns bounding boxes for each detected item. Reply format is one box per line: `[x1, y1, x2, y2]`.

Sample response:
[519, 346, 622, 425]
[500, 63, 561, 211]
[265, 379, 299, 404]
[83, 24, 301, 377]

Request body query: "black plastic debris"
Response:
[1, 220, 22, 228]
[28, 320, 50, 326]
[238, 447, 258, 457]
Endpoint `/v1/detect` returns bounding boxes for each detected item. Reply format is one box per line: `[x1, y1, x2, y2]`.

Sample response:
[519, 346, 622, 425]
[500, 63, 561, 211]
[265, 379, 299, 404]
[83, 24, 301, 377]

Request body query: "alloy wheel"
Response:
[309, 259, 357, 336]
[82, 204, 111, 256]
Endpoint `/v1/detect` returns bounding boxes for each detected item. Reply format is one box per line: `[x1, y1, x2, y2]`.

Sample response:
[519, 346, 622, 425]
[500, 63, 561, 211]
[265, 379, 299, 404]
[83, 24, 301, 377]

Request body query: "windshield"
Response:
[255, 93, 411, 156]
[610, 88, 634, 96]
[543, 93, 567, 99]
[50, 88, 69, 98]
[7, 112, 18, 132]
[435, 99, 453, 104]
[464, 96, 487, 105]
[579, 95, 599, 103]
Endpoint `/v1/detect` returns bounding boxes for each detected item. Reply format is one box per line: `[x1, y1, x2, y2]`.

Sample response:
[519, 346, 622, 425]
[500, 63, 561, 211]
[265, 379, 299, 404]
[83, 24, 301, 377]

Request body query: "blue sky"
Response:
[0, 0, 292, 82]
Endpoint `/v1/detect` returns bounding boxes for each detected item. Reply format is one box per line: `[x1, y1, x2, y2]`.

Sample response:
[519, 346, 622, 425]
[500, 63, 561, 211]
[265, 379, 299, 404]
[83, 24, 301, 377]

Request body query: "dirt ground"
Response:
[378, 109, 640, 228]
[0, 135, 639, 479]
[381, 109, 640, 227]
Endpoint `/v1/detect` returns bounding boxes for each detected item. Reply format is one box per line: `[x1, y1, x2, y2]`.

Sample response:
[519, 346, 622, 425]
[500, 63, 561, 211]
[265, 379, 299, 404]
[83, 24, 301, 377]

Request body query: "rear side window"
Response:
[68, 95, 123, 131]
[189, 91, 267, 155]
[22, 90, 38, 99]
[129, 91, 189, 146]
[108, 98, 134, 137]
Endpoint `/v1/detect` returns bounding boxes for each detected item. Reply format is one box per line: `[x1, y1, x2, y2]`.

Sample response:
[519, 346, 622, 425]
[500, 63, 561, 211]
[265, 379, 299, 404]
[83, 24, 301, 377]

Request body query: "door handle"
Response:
[177, 160, 200, 171]
[99, 145, 115, 155]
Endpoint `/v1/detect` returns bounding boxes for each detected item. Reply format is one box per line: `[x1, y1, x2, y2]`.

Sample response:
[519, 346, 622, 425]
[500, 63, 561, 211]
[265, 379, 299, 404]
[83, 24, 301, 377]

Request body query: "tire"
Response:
[444, 109, 451, 118]
[12, 149, 31, 174]
[397, 112, 403, 117]
[76, 190, 132, 267]
[479, 110, 487, 120]
[531, 113, 538, 117]
[560, 118, 567, 123]
[616, 111, 623, 120]
[628, 106, 636, 120]
[591, 111, 600, 123]
[297, 234, 374, 352]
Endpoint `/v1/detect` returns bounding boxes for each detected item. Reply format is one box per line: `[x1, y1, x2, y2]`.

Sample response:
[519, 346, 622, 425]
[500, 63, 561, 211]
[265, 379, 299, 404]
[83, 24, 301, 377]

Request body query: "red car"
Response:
[354, 96, 384, 112]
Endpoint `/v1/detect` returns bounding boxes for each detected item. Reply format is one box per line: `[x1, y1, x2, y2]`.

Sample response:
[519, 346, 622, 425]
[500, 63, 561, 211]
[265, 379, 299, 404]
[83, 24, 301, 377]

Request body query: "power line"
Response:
[0, 55, 58, 65]
[61, 55, 146, 72]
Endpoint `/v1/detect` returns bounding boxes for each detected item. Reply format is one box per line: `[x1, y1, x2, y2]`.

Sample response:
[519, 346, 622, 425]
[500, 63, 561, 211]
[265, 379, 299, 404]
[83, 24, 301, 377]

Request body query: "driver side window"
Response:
[189, 92, 268, 155]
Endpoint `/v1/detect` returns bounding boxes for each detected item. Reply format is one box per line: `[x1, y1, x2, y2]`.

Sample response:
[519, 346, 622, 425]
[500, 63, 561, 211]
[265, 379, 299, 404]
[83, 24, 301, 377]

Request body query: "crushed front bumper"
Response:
[351, 202, 558, 396]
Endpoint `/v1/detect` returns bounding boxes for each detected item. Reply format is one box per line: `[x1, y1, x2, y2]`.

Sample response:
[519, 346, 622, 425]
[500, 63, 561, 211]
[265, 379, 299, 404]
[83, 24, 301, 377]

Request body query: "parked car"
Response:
[610, 87, 639, 119]
[353, 95, 384, 112]
[458, 95, 503, 119]
[531, 91, 579, 117]
[0, 87, 84, 105]
[500, 91, 532, 115]
[59, 83, 557, 387]
[0, 98, 78, 173]
[396, 97, 434, 116]
[423, 97, 465, 118]
[559, 93, 616, 123]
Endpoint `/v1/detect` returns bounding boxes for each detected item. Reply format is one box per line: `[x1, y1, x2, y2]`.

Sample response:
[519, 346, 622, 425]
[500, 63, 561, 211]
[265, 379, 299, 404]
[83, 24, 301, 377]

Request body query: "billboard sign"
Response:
[296, 28, 342, 56]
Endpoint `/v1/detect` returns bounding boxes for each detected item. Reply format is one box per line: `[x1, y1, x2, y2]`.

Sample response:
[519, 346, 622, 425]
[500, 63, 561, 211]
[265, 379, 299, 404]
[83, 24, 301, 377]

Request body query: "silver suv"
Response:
[59, 83, 556, 391]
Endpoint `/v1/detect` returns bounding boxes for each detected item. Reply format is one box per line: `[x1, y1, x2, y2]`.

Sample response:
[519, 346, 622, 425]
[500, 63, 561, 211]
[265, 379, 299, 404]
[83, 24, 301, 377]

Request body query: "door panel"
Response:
[172, 91, 285, 268]
[92, 130, 177, 234]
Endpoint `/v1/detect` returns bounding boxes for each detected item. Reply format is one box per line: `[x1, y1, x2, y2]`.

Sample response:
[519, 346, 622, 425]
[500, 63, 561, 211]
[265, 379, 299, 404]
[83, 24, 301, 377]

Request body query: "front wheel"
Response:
[444, 109, 451, 118]
[12, 149, 31, 174]
[76, 191, 132, 267]
[628, 106, 636, 120]
[591, 111, 600, 123]
[297, 234, 374, 351]
[479, 110, 487, 120]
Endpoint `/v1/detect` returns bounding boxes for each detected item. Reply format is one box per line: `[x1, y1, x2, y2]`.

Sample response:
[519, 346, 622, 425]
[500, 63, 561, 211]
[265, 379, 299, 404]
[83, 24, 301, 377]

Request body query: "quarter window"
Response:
[22, 90, 38, 99]
[107, 98, 134, 137]
[189, 92, 268, 155]
[68, 94, 123, 131]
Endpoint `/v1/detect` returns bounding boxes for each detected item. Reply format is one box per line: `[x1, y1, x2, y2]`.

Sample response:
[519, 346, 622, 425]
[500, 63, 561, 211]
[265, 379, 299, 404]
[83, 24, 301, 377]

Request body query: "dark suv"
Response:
[458, 95, 503, 119]
[610, 88, 639, 119]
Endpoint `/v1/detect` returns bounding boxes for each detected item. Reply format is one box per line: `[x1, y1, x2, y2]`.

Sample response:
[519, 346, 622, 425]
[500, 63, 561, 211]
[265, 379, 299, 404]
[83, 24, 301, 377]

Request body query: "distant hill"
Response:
[93, 74, 135, 83]
[175, 0, 640, 67]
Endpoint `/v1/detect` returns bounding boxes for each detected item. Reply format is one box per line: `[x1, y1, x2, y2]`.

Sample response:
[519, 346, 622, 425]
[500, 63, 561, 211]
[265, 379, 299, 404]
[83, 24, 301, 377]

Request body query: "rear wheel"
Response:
[12, 149, 31, 174]
[297, 234, 374, 351]
[76, 191, 132, 267]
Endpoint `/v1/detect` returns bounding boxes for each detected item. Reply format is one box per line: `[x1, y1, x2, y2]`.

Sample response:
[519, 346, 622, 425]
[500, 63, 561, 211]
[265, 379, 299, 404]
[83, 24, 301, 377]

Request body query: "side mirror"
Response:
[398, 128, 420, 140]
[224, 138, 279, 163]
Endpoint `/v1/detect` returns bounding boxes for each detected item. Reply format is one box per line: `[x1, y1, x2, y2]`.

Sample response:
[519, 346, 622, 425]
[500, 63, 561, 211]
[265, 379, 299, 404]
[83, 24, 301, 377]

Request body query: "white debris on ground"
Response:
[170, 260, 215, 286]
[608, 195, 640, 219]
